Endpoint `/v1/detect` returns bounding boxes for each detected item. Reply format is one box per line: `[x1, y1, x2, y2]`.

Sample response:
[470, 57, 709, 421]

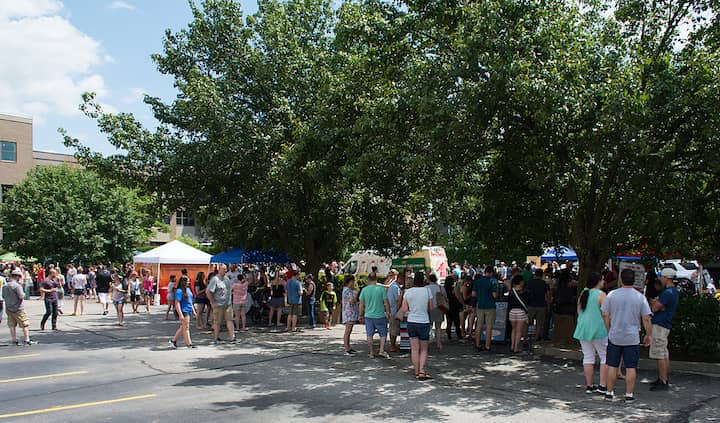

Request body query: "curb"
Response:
[537, 346, 720, 378]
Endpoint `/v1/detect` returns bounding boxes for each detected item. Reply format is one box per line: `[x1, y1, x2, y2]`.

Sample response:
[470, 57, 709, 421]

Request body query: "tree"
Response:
[399, 0, 720, 285]
[0, 166, 153, 264]
[63, 0, 434, 273]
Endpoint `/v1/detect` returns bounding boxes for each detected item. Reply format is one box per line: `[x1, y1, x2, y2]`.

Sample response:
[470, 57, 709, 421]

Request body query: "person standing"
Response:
[193, 272, 209, 328]
[648, 268, 680, 392]
[358, 273, 391, 358]
[573, 273, 608, 394]
[208, 264, 236, 343]
[602, 269, 653, 402]
[320, 282, 337, 330]
[426, 274, 445, 350]
[231, 274, 249, 332]
[386, 270, 401, 352]
[285, 270, 303, 333]
[444, 274, 463, 340]
[341, 276, 359, 355]
[142, 269, 155, 313]
[70, 267, 88, 316]
[111, 274, 126, 326]
[304, 274, 317, 329]
[2, 269, 35, 345]
[169, 275, 196, 349]
[473, 267, 498, 352]
[268, 271, 285, 327]
[95, 266, 112, 315]
[40, 269, 61, 331]
[526, 268, 550, 341]
[508, 275, 531, 353]
[128, 271, 142, 313]
[401, 274, 432, 380]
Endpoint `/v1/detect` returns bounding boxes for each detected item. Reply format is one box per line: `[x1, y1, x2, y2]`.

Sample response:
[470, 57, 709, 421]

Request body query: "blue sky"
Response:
[0, 0, 257, 155]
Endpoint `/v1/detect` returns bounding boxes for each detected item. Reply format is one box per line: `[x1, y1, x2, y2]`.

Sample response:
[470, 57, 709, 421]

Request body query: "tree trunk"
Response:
[575, 243, 605, 291]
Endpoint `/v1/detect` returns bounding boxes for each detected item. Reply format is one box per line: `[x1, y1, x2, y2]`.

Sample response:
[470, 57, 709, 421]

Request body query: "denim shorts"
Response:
[407, 322, 430, 341]
[364, 317, 388, 337]
[606, 340, 640, 369]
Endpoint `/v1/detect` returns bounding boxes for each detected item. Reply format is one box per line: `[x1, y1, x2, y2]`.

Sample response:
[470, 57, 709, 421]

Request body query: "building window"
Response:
[1, 141, 17, 162]
[175, 210, 195, 226]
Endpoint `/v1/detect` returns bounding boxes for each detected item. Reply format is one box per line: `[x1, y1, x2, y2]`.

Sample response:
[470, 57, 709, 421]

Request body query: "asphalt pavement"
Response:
[0, 297, 718, 422]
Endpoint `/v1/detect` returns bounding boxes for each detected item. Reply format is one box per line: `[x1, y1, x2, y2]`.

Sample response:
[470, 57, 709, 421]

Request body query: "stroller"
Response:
[248, 286, 271, 324]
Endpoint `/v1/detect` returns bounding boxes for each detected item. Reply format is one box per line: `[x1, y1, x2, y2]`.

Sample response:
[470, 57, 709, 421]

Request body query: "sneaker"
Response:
[169, 339, 177, 349]
[102, 311, 107, 315]
[24, 340, 36, 346]
[649, 378, 662, 386]
[377, 351, 390, 359]
[348, 348, 357, 354]
[186, 344, 197, 349]
[604, 392, 615, 401]
[368, 353, 375, 358]
[211, 338, 223, 345]
[13, 340, 20, 346]
[594, 385, 607, 395]
[344, 350, 353, 356]
[585, 385, 596, 394]
[624, 394, 635, 403]
[650, 381, 669, 392]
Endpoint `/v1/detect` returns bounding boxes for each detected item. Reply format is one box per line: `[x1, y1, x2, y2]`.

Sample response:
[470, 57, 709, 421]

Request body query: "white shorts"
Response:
[98, 293, 110, 304]
[580, 338, 608, 365]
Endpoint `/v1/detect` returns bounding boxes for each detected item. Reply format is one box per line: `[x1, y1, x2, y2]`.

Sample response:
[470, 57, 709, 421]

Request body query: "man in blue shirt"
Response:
[285, 271, 304, 333]
[472, 267, 498, 351]
[649, 268, 680, 392]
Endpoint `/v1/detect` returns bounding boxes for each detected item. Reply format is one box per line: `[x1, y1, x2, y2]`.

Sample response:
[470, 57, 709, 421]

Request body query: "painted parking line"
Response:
[0, 394, 157, 419]
[0, 353, 40, 361]
[0, 370, 88, 384]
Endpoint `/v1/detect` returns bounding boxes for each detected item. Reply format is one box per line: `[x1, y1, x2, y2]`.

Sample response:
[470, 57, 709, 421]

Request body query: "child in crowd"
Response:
[320, 282, 337, 330]
[232, 274, 249, 331]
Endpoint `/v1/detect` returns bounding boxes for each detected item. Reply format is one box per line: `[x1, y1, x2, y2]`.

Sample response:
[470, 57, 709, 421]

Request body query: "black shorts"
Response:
[130, 293, 141, 302]
[194, 297, 210, 305]
[74, 289, 85, 296]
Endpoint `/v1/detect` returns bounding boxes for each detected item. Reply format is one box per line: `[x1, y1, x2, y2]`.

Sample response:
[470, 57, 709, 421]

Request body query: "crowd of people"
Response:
[0, 257, 688, 401]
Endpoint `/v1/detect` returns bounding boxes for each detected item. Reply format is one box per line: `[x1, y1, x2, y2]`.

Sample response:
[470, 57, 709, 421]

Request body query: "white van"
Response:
[342, 250, 392, 277]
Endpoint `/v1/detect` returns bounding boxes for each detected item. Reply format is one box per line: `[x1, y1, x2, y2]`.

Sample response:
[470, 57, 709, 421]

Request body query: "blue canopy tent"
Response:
[210, 248, 246, 264]
[541, 246, 578, 262]
[211, 248, 291, 265]
[614, 255, 643, 262]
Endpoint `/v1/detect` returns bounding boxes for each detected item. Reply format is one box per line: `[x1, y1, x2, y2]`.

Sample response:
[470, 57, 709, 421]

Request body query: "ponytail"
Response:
[579, 288, 590, 312]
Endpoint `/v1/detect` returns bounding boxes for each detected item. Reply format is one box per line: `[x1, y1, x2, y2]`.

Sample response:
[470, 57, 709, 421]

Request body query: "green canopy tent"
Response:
[0, 252, 36, 262]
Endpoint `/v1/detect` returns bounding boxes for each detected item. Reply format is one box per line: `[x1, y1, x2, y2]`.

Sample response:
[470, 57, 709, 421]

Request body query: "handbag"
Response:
[436, 289, 449, 313]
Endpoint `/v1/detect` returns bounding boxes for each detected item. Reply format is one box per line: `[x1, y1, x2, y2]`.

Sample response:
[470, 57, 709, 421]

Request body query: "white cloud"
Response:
[109, 1, 135, 11]
[123, 87, 146, 104]
[0, 1, 112, 121]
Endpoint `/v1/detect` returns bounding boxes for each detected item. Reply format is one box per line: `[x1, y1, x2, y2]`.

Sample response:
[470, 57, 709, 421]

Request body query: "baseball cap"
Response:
[661, 268, 676, 279]
[11, 268, 22, 277]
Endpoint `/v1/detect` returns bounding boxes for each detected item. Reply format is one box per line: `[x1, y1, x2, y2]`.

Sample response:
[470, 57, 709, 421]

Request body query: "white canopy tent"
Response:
[133, 240, 212, 265]
[133, 240, 212, 304]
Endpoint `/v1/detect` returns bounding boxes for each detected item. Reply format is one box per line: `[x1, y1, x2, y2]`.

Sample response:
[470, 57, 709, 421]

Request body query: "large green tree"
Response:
[0, 166, 153, 264]
[400, 0, 720, 283]
[63, 0, 432, 272]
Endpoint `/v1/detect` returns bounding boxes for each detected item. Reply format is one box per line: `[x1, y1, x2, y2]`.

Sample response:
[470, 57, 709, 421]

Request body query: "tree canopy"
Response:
[63, 0, 720, 279]
[0, 166, 153, 264]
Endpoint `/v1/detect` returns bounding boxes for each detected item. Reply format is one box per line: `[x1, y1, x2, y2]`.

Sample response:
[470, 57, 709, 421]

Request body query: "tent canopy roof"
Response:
[133, 240, 212, 265]
[541, 246, 578, 262]
[211, 248, 291, 264]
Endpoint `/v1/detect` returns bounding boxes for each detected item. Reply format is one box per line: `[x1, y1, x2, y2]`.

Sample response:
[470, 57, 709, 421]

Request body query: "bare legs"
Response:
[115, 302, 124, 326]
[410, 338, 429, 377]
[172, 314, 192, 346]
[511, 320, 526, 352]
[343, 323, 354, 352]
[268, 306, 281, 326]
[73, 294, 85, 315]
